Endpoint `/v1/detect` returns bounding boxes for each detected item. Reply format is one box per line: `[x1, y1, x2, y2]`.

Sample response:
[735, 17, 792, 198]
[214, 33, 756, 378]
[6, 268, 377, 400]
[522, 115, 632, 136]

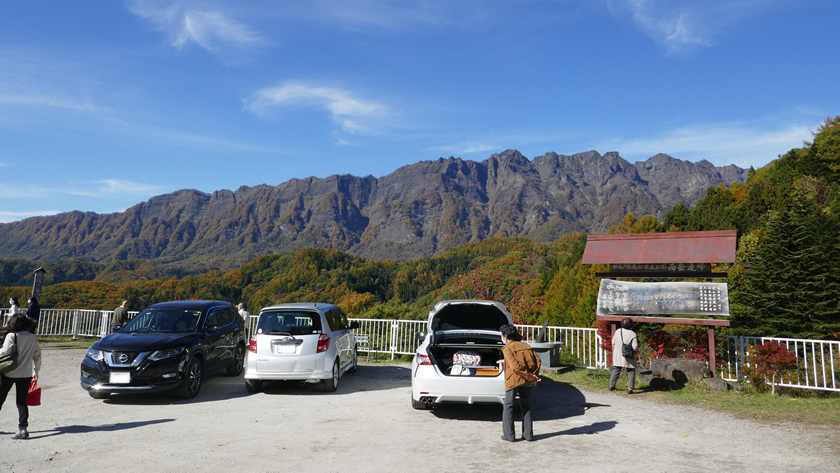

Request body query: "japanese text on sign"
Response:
[597, 279, 729, 316]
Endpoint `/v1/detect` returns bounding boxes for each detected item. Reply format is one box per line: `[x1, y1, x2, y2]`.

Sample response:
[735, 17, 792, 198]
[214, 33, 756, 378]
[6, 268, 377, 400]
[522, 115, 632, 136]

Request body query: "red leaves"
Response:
[754, 341, 798, 378]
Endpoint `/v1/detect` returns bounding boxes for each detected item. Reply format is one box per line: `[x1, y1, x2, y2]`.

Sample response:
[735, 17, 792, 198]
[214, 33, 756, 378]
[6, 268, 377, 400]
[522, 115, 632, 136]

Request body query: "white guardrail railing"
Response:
[4, 309, 838, 392]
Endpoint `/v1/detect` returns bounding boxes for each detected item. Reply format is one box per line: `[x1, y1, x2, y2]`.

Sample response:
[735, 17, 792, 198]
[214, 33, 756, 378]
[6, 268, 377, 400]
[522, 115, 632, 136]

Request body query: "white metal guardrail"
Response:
[5, 308, 837, 392]
[716, 336, 840, 392]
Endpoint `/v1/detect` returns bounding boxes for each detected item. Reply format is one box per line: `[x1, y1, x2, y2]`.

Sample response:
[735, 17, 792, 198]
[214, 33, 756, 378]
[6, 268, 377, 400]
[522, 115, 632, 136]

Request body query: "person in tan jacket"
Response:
[500, 324, 541, 442]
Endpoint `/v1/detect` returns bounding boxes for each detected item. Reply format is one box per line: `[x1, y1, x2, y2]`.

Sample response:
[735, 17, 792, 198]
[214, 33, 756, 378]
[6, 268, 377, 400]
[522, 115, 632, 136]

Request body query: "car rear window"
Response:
[257, 311, 322, 335]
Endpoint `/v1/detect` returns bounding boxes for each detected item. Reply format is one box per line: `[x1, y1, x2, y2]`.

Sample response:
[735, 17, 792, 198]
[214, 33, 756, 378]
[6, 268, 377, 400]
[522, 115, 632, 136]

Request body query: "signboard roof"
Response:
[581, 230, 737, 264]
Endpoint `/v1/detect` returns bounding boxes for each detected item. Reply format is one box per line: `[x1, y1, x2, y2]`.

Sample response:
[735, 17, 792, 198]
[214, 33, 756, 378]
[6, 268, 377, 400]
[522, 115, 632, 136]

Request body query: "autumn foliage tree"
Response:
[753, 341, 798, 395]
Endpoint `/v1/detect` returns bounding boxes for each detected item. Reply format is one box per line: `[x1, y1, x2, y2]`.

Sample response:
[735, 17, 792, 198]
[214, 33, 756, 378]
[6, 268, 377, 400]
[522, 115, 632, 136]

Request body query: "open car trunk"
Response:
[428, 328, 506, 377]
[425, 301, 513, 377]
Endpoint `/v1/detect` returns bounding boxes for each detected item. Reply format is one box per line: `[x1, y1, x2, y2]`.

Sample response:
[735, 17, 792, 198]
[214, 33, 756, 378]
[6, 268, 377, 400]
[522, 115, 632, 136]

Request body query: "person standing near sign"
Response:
[609, 318, 638, 394]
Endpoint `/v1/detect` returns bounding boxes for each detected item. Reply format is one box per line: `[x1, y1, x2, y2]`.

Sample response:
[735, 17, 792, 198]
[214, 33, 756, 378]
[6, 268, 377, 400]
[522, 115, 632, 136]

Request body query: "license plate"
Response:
[276, 344, 296, 354]
[110, 372, 130, 384]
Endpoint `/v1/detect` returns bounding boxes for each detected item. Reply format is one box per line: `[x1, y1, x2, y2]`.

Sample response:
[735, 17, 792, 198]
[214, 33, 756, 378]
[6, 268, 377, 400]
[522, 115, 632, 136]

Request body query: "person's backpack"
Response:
[620, 330, 636, 358]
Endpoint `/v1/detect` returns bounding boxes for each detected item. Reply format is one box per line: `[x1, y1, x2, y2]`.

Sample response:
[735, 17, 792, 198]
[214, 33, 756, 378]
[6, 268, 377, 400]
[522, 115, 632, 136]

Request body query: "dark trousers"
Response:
[503, 385, 533, 441]
[0, 374, 31, 430]
[609, 365, 636, 390]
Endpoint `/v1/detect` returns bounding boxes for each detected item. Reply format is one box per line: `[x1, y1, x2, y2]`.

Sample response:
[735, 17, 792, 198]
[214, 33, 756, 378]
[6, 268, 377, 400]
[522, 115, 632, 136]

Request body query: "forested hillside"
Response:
[2, 117, 837, 340]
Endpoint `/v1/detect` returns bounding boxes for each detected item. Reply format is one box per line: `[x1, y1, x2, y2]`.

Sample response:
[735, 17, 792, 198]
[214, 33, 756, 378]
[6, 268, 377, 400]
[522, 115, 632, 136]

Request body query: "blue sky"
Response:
[1, 0, 838, 223]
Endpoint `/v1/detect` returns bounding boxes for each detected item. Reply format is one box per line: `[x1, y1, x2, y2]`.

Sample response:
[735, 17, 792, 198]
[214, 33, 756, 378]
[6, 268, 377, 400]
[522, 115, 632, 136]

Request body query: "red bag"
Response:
[26, 377, 41, 407]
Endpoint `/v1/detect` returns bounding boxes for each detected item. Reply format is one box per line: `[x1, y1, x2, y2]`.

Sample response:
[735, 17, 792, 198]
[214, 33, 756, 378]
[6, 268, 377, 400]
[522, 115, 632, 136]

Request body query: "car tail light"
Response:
[416, 353, 432, 366]
[317, 334, 330, 353]
[248, 336, 257, 354]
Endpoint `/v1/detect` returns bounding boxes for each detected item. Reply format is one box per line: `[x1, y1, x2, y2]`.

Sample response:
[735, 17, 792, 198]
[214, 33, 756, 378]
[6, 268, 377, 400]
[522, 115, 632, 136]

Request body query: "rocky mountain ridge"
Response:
[0, 150, 747, 266]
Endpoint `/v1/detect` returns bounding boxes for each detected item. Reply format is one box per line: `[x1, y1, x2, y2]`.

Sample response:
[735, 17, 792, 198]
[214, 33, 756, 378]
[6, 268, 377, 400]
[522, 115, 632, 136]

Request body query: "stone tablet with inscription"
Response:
[596, 279, 729, 316]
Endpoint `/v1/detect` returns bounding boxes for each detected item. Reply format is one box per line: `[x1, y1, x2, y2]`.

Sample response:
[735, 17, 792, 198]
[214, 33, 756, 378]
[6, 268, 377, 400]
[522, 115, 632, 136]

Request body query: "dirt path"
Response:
[0, 349, 836, 472]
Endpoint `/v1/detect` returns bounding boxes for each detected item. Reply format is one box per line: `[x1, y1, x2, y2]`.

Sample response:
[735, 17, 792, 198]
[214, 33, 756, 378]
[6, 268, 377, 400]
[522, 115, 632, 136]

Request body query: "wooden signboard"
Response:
[597, 279, 729, 316]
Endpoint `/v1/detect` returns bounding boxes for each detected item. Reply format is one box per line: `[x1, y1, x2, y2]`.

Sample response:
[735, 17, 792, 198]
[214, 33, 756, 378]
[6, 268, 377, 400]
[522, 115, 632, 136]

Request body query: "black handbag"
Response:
[0, 333, 19, 374]
[620, 330, 636, 359]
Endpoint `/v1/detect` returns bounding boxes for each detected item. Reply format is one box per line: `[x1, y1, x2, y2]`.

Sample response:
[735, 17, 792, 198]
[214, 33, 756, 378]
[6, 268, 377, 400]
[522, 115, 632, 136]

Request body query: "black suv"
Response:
[80, 300, 247, 399]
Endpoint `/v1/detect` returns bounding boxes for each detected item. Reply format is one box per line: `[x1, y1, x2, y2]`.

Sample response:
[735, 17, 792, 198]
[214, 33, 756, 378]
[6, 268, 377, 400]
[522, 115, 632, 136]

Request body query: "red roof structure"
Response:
[581, 230, 737, 265]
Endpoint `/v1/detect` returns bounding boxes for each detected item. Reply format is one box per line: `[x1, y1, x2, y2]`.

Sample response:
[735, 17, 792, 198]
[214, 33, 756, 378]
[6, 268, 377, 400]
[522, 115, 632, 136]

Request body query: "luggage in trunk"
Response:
[428, 346, 502, 377]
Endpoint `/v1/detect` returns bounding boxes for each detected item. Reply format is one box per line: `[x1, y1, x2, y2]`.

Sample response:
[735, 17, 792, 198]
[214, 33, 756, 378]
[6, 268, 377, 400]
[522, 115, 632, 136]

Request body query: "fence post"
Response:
[71, 310, 81, 340]
[390, 320, 398, 360]
[100, 311, 110, 337]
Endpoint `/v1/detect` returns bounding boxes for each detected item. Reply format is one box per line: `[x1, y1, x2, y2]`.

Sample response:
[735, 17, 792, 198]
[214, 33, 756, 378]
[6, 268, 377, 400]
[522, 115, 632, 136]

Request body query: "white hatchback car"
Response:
[411, 300, 513, 409]
[244, 303, 359, 393]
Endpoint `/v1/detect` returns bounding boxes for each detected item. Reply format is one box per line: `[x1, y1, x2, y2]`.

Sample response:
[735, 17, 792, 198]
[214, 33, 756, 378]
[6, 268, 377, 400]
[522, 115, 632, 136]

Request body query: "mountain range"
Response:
[0, 149, 747, 267]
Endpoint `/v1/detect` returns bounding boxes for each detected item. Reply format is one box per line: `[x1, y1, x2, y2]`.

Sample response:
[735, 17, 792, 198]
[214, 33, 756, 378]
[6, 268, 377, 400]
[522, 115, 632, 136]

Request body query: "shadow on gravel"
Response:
[97, 365, 412, 403]
[99, 372, 250, 405]
[260, 365, 411, 396]
[29, 418, 176, 439]
[533, 421, 618, 440]
[429, 377, 597, 425]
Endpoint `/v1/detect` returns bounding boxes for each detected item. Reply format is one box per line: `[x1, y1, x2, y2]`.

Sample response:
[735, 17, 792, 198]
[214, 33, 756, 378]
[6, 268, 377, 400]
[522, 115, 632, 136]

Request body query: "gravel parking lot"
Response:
[0, 348, 836, 472]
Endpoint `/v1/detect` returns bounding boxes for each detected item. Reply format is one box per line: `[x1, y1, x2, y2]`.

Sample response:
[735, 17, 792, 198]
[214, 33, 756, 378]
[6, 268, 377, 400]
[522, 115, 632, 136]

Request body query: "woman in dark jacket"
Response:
[25, 296, 40, 333]
[0, 315, 41, 439]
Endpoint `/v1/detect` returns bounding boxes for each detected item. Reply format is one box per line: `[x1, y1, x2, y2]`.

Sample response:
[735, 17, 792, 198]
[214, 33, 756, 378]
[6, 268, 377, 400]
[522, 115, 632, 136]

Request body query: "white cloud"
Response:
[0, 179, 164, 200]
[66, 179, 166, 198]
[280, 0, 499, 32]
[245, 82, 391, 135]
[126, 1, 266, 56]
[427, 141, 499, 156]
[0, 49, 108, 115]
[0, 210, 61, 224]
[596, 119, 816, 168]
[621, 0, 709, 53]
[608, 0, 788, 54]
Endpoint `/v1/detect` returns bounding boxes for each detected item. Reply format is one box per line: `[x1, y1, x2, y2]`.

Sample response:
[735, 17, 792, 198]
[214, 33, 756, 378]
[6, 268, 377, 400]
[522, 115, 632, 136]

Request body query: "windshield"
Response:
[257, 311, 322, 336]
[123, 309, 202, 333]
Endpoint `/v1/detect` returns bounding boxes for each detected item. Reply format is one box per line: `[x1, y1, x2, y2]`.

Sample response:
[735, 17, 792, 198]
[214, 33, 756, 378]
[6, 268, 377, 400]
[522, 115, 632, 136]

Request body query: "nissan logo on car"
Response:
[118, 353, 129, 364]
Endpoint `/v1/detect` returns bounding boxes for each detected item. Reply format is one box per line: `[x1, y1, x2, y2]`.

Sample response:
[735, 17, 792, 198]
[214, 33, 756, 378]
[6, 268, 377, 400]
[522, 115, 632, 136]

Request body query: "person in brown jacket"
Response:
[500, 324, 541, 442]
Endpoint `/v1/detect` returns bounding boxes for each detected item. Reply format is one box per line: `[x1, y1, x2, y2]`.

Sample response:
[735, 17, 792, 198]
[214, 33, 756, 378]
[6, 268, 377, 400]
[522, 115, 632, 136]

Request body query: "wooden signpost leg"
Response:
[708, 316, 717, 377]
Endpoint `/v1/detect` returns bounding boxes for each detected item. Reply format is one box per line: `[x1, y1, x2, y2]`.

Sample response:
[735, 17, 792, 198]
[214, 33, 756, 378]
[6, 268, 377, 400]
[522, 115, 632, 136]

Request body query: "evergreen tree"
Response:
[732, 198, 840, 339]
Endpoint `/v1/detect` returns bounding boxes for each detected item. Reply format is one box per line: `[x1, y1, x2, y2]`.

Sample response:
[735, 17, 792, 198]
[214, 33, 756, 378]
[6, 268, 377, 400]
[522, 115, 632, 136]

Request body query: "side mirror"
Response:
[349, 321, 360, 330]
[205, 324, 219, 333]
[414, 332, 425, 341]
[111, 323, 123, 333]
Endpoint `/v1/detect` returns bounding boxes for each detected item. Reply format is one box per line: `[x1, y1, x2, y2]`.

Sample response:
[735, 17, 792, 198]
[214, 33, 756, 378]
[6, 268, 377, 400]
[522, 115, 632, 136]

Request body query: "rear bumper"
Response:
[243, 353, 333, 381]
[411, 364, 505, 405]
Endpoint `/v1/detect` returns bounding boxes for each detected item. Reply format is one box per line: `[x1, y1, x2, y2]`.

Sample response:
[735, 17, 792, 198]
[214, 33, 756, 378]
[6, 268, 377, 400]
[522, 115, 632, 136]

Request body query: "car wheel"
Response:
[227, 344, 245, 376]
[245, 379, 262, 393]
[88, 390, 111, 400]
[411, 392, 432, 410]
[179, 357, 203, 399]
[324, 359, 340, 392]
[348, 346, 358, 374]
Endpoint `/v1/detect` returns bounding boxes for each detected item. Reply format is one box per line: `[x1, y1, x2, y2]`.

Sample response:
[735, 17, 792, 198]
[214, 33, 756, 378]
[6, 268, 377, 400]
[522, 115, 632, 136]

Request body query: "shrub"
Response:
[753, 341, 798, 395]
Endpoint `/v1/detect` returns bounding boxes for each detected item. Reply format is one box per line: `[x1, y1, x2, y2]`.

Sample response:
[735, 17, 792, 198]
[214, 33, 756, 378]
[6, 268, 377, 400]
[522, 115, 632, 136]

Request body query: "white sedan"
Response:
[410, 300, 513, 409]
